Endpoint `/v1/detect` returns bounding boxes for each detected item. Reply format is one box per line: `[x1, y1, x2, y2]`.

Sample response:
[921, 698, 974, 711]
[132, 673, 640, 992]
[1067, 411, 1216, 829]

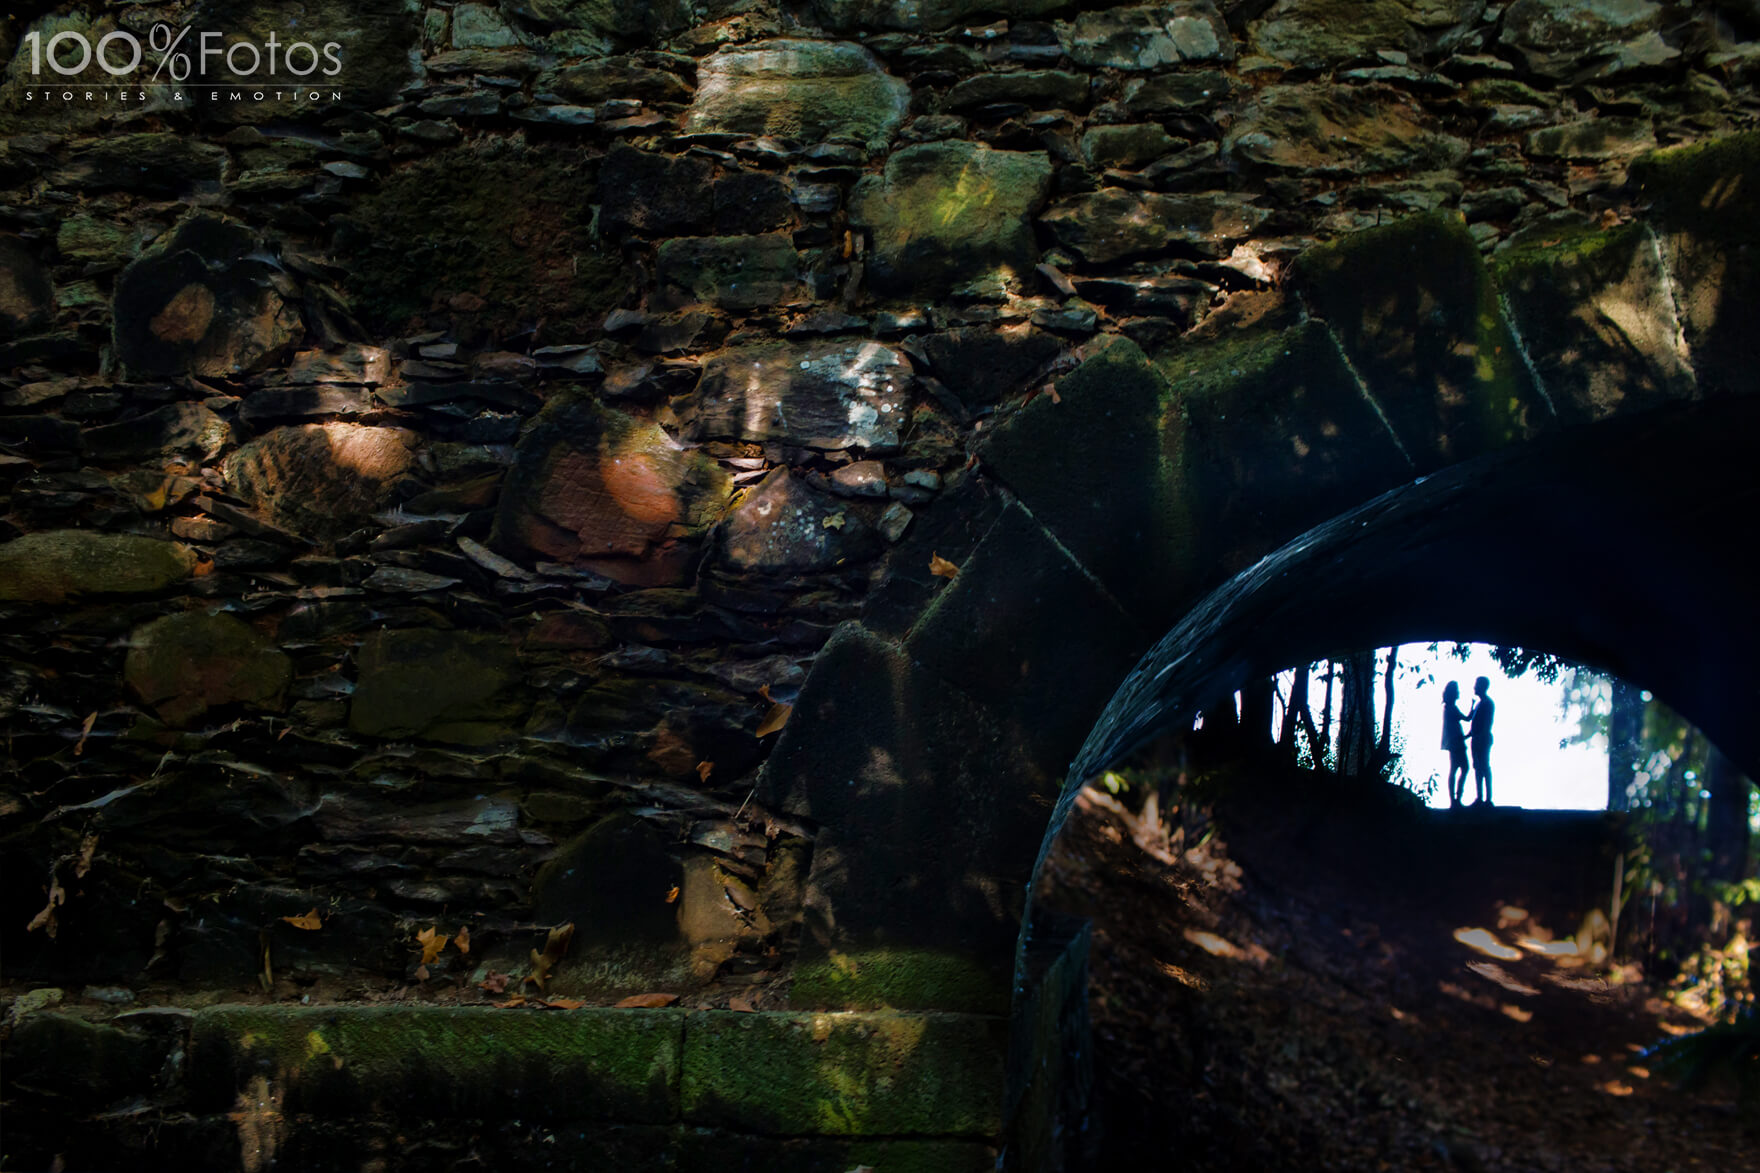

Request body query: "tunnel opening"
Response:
[1014, 398, 1760, 1169]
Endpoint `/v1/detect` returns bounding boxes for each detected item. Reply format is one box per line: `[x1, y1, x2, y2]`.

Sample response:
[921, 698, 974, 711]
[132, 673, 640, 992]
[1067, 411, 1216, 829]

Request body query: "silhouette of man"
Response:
[1468, 676, 1494, 806]
[1441, 681, 1470, 809]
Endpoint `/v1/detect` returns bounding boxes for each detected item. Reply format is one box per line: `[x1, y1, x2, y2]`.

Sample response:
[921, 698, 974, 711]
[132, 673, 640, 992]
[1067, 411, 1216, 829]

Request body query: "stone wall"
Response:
[2, 0, 1758, 1013]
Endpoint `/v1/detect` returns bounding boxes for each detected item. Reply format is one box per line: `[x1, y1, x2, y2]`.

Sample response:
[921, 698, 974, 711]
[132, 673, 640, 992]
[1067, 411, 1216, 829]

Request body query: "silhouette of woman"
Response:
[1442, 681, 1470, 809]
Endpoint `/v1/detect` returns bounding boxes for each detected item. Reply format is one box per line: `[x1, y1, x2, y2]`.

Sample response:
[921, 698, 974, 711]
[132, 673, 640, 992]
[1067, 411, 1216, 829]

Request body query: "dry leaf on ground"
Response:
[615, 992, 680, 1008]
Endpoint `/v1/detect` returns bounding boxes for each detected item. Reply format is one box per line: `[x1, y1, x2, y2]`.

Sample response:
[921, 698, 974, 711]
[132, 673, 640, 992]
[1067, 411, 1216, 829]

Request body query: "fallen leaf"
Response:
[615, 992, 680, 1008]
[754, 702, 792, 738]
[544, 998, 586, 1009]
[696, 761, 714, 783]
[1048, 384, 1062, 405]
[525, 922, 575, 991]
[729, 996, 756, 1013]
[417, 925, 446, 965]
[822, 511, 847, 530]
[454, 926, 470, 955]
[414, 964, 430, 981]
[26, 879, 65, 937]
[929, 552, 959, 579]
[494, 996, 529, 1009]
[665, 885, 680, 904]
[73, 833, 98, 879]
[74, 712, 96, 757]
[478, 972, 511, 994]
[759, 684, 775, 703]
[282, 908, 322, 931]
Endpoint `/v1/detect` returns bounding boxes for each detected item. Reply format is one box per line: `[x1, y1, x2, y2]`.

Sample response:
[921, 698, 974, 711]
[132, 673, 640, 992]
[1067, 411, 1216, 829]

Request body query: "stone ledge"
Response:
[177, 1003, 1008, 1139]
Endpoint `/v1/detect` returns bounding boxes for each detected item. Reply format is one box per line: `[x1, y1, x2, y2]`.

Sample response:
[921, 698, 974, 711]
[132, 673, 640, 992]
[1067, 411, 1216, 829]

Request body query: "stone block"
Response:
[681, 1009, 1006, 1136]
[349, 629, 521, 742]
[126, 610, 293, 728]
[1500, 0, 1671, 80]
[1628, 131, 1760, 397]
[810, 0, 1065, 29]
[224, 423, 420, 544]
[2, 1014, 165, 1103]
[492, 395, 730, 586]
[979, 335, 1198, 627]
[683, 340, 913, 452]
[905, 504, 1149, 776]
[849, 142, 1053, 298]
[0, 234, 51, 338]
[1290, 211, 1550, 470]
[188, 1005, 683, 1122]
[52, 133, 227, 194]
[0, 531, 196, 604]
[84, 403, 232, 462]
[1057, 4, 1234, 69]
[1248, 0, 1424, 69]
[1041, 189, 1270, 263]
[1168, 319, 1413, 567]
[1493, 222, 1696, 422]
[942, 70, 1090, 111]
[682, 40, 908, 151]
[1226, 85, 1469, 176]
[113, 214, 301, 379]
[861, 475, 1012, 639]
[657, 234, 801, 311]
[714, 469, 882, 576]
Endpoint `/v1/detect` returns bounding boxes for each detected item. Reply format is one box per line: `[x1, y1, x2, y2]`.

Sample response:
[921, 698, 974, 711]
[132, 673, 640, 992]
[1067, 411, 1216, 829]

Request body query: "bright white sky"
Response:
[1280, 643, 1610, 811]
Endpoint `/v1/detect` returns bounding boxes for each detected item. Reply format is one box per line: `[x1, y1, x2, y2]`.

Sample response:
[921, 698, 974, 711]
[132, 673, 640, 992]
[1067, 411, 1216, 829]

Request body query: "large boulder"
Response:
[849, 142, 1053, 298]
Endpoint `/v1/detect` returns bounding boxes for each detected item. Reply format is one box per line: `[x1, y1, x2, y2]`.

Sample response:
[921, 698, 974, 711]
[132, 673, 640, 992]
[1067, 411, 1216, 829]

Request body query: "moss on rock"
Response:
[789, 946, 1012, 1015]
[0, 531, 196, 604]
[189, 1005, 683, 1122]
[680, 1008, 1006, 1136]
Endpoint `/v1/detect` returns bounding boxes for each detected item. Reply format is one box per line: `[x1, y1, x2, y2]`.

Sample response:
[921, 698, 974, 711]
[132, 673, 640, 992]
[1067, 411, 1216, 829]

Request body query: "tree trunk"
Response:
[1607, 679, 1644, 811]
[1319, 661, 1334, 769]
[1279, 664, 1310, 760]
[1377, 645, 1399, 762]
[1336, 651, 1377, 776]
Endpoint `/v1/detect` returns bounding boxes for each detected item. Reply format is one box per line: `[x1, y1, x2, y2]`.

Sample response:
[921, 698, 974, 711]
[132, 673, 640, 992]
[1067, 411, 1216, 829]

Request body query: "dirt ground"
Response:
[1034, 781, 1754, 1172]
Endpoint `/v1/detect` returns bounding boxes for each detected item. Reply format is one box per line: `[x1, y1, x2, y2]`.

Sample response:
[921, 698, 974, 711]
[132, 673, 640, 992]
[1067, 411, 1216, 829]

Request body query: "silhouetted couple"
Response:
[1442, 677, 1494, 809]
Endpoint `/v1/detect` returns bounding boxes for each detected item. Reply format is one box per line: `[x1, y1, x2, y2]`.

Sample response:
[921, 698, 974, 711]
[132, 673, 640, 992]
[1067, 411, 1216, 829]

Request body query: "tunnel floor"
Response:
[1034, 773, 1752, 1171]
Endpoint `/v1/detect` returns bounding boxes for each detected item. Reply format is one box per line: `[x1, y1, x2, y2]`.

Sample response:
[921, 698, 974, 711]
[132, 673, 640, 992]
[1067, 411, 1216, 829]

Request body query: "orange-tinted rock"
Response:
[125, 610, 292, 728]
[112, 214, 300, 378]
[224, 423, 420, 543]
[493, 395, 731, 585]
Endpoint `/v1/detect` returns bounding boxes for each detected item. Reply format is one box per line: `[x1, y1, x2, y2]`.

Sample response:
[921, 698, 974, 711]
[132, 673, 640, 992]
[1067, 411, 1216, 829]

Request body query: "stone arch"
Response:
[755, 134, 1760, 1016]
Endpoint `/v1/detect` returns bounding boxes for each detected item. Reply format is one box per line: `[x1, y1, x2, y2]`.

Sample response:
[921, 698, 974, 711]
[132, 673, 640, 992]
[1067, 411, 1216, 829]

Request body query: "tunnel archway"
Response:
[756, 134, 1760, 1019]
